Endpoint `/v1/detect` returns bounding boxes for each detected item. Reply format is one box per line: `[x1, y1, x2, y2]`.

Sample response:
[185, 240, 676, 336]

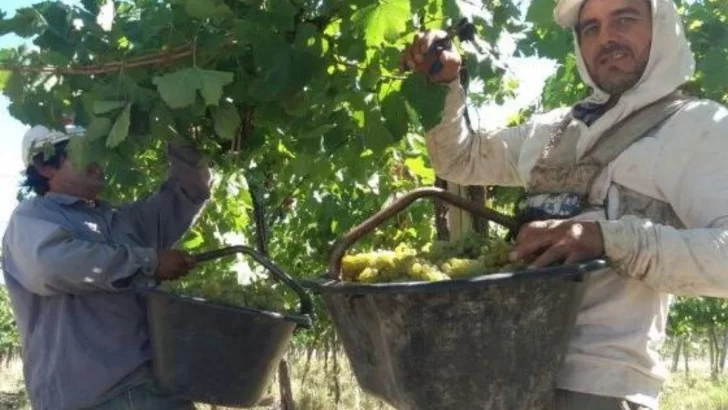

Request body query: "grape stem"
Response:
[328, 187, 518, 279]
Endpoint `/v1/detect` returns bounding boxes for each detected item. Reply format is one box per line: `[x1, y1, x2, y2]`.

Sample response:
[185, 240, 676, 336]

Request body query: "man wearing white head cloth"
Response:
[402, 0, 728, 408]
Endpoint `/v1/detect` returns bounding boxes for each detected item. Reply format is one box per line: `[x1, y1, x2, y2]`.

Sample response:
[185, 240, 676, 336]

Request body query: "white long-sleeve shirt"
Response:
[426, 80, 728, 408]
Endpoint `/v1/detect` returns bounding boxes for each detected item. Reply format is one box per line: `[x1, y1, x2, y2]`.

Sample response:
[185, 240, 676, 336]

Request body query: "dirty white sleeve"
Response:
[598, 217, 728, 297]
[425, 81, 532, 187]
[597, 101, 728, 297]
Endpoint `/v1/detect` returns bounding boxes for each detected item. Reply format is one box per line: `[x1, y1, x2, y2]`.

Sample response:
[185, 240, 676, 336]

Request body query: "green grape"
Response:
[357, 267, 380, 283]
[342, 231, 523, 283]
[441, 257, 483, 278]
[165, 275, 288, 313]
[410, 262, 423, 276]
[342, 254, 372, 280]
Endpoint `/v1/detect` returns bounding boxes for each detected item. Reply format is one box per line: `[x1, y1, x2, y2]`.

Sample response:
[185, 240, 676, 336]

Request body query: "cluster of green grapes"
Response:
[342, 232, 522, 283]
[164, 273, 289, 313]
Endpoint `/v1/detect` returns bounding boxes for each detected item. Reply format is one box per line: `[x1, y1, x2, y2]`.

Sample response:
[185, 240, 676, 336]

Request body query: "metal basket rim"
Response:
[303, 259, 608, 295]
[142, 289, 313, 327]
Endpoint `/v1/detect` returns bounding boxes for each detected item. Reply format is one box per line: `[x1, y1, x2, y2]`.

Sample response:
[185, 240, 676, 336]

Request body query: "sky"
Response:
[0, 0, 556, 244]
[0, 0, 42, 241]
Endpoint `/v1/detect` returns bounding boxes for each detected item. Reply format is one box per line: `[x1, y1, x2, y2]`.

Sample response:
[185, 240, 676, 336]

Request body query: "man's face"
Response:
[41, 155, 106, 200]
[577, 0, 653, 96]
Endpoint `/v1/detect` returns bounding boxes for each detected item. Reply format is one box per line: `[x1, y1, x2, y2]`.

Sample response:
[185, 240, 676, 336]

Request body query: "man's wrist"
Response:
[134, 247, 159, 278]
[597, 219, 639, 277]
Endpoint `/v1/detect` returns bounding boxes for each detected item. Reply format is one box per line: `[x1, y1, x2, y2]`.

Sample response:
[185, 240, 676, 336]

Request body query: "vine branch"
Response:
[0, 43, 195, 75]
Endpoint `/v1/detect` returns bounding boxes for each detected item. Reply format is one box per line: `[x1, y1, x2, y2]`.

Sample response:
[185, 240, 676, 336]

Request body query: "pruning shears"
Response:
[428, 18, 476, 76]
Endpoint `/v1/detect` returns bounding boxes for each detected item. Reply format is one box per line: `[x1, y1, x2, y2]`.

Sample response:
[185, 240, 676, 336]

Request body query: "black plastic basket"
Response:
[145, 246, 313, 407]
[304, 188, 608, 410]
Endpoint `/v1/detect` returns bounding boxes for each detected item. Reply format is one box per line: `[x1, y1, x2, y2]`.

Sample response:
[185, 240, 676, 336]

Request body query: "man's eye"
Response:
[617, 16, 637, 25]
[581, 26, 598, 37]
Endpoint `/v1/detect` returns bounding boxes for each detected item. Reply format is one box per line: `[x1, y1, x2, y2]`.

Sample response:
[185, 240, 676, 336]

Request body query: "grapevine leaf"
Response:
[106, 104, 131, 148]
[404, 156, 435, 183]
[67, 136, 91, 169]
[213, 103, 242, 140]
[0, 8, 46, 37]
[699, 48, 728, 90]
[153, 70, 199, 108]
[185, 0, 233, 19]
[300, 124, 335, 140]
[266, 0, 297, 31]
[526, 0, 555, 26]
[360, 54, 381, 90]
[380, 90, 409, 141]
[183, 230, 205, 249]
[153, 68, 234, 109]
[248, 40, 292, 101]
[363, 108, 394, 152]
[0, 71, 10, 91]
[401, 75, 448, 131]
[198, 70, 235, 106]
[410, 0, 428, 10]
[93, 100, 127, 114]
[352, 0, 411, 47]
[85, 117, 113, 141]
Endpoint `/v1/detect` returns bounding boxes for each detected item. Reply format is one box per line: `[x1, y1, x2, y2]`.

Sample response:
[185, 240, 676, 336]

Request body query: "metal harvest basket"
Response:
[145, 246, 313, 407]
[305, 188, 607, 410]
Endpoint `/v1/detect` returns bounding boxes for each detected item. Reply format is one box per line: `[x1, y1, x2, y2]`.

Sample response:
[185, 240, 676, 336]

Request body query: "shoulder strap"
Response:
[582, 91, 694, 167]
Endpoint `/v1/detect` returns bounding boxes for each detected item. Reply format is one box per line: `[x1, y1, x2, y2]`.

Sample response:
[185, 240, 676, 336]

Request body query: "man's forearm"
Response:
[599, 216, 728, 297]
[167, 140, 212, 204]
[5, 215, 158, 296]
[425, 81, 531, 187]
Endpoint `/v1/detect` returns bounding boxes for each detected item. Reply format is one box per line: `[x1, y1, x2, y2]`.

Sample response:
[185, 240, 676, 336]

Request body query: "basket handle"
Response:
[329, 187, 519, 279]
[193, 246, 314, 321]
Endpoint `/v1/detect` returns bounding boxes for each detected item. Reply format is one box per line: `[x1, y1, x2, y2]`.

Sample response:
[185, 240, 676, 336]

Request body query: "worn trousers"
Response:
[556, 389, 653, 410]
[86, 382, 195, 410]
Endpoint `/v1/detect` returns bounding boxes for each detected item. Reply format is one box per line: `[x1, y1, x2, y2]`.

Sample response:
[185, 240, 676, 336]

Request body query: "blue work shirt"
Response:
[2, 142, 211, 410]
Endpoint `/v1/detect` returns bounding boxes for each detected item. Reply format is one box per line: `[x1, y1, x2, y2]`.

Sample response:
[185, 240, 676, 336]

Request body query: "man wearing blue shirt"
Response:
[2, 125, 212, 409]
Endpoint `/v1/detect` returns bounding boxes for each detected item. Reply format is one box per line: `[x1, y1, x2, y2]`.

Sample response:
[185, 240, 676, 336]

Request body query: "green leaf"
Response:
[153, 68, 234, 109]
[401, 75, 448, 131]
[404, 156, 435, 183]
[0, 71, 10, 91]
[526, 0, 555, 26]
[2, 72, 24, 100]
[300, 124, 335, 140]
[352, 0, 411, 47]
[198, 71, 235, 106]
[213, 103, 242, 140]
[93, 100, 127, 114]
[185, 0, 233, 19]
[379, 79, 409, 140]
[248, 39, 294, 102]
[67, 136, 91, 169]
[183, 230, 205, 249]
[85, 117, 113, 141]
[381, 90, 409, 141]
[700, 48, 728, 90]
[266, 0, 297, 31]
[106, 104, 131, 148]
[363, 108, 394, 152]
[360, 54, 381, 90]
[1, 8, 46, 37]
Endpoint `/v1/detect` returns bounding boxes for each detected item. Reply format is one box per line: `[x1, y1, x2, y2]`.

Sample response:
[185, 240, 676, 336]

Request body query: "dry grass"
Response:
[2, 353, 728, 410]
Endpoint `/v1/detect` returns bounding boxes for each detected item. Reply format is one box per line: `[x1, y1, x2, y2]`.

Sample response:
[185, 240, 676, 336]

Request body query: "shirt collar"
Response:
[571, 101, 608, 126]
[44, 192, 100, 208]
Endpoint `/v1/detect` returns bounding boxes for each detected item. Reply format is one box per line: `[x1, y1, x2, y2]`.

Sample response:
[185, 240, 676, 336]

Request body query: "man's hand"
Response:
[155, 249, 197, 281]
[401, 30, 462, 84]
[510, 220, 606, 268]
